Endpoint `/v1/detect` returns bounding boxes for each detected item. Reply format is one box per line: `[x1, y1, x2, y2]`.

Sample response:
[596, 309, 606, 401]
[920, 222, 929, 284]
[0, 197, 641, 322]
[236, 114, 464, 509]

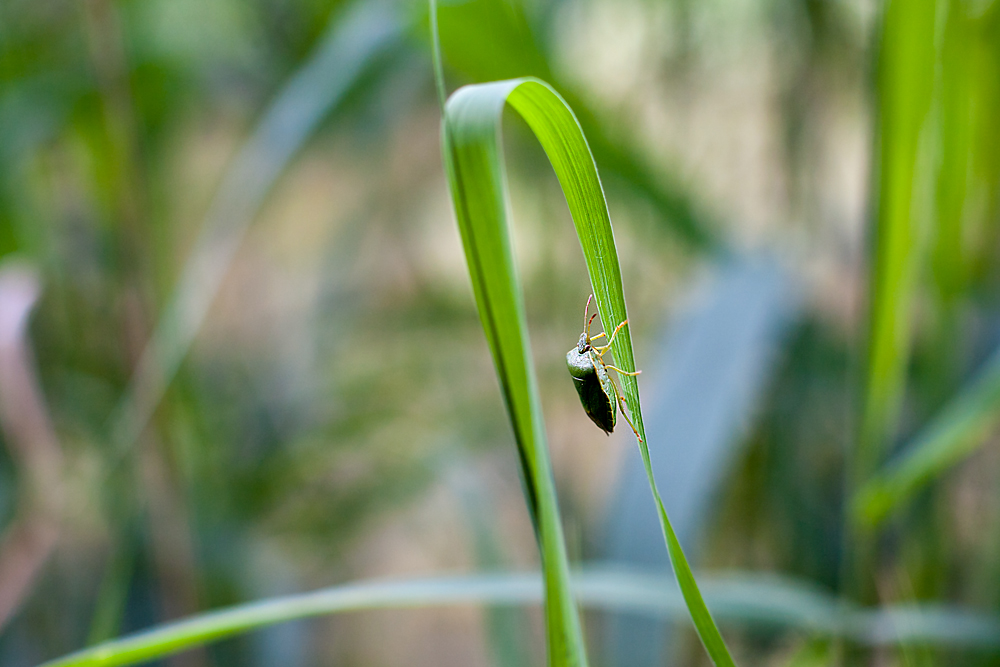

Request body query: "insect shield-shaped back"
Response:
[567, 333, 616, 434]
[567, 296, 644, 442]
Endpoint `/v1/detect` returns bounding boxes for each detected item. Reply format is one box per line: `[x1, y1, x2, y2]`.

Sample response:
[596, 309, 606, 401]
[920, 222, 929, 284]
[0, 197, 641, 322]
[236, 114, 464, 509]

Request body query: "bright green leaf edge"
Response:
[37, 568, 1000, 667]
[442, 77, 735, 667]
[854, 346, 1000, 526]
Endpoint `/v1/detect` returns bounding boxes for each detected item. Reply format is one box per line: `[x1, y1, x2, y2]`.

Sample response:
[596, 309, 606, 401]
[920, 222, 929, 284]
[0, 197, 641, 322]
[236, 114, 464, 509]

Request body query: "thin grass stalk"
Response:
[37, 568, 1000, 666]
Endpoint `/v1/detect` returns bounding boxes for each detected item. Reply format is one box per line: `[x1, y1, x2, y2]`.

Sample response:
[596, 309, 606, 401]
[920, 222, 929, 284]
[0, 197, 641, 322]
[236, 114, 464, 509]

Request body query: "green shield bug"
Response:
[566, 295, 642, 442]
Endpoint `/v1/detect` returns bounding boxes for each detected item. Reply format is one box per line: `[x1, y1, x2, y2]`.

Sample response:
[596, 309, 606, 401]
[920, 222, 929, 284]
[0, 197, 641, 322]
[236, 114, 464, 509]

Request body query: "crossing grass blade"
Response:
[854, 346, 1000, 526]
[37, 568, 1000, 666]
[442, 77, 736, 667]
[108, 0, 403, 461]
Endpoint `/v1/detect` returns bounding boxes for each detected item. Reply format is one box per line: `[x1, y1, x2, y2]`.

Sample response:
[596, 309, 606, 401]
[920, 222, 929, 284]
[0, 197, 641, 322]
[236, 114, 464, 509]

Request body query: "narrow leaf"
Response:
[847, 0, 938, 601]
[37, 569, 1000, 667]
[443, 77, 736, 666]
[856, 0, 937, 484]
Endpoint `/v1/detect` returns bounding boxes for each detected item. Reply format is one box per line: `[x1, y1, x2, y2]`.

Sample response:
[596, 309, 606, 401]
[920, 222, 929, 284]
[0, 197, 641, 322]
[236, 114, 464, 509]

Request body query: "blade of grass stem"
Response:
[448, 464, 532, 667]
[442, 77, 735, 666]
[86, 535, 136, 645]
[930, 0, 973, 309]
[847, 0, 938, 603]
[37, 568, 1000, 667]
[854, 346, 1000, 525]
[442, 77, 588, 667]
[855, 0, 937, 488]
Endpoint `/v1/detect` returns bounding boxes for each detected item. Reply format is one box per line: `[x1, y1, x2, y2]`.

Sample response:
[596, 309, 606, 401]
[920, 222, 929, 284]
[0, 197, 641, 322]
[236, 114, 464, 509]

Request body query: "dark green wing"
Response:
[590, 348, 618, 405]
[566, 347, 616, 433]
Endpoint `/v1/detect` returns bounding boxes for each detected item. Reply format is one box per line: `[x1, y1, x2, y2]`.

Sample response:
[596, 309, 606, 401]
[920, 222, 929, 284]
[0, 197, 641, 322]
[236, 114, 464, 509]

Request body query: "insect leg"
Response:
[613, 383, 642, 444]
[595, 319, 628, 352]
[605, 364, 641, 376]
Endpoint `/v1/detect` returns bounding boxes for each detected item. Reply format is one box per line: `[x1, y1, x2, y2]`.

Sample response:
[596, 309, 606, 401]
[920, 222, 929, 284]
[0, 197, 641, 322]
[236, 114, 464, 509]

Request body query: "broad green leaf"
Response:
[37, 568, 1000, 666]
[442, 77, 735, 667]
[854, 347, 1000, 526]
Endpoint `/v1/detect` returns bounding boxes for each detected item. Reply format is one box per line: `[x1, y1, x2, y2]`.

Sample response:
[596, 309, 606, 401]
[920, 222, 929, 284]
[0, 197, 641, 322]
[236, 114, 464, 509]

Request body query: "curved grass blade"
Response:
[854, 346, 1000, 526]
[442, 77, 588, 667]
[428, 0, 718, 250]
[442, 77, 735, 666]
[37, 568, 1000, 667]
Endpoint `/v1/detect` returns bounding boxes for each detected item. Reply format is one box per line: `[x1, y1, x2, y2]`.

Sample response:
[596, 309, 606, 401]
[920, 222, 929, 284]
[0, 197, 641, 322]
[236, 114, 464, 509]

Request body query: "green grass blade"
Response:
[443, 77, 736, 667]
[854, 346, 1000, 526]
[38, 575, 555, 667]
[37, 569, 1000, 666]
[442, 77, 588, 667]
[847, 0, 938, 601]
[931, 0, 973, 308]
[856, 0, 937, 488]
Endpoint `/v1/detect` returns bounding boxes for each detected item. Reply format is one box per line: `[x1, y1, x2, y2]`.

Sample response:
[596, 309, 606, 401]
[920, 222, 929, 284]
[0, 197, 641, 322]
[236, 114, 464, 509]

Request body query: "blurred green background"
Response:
[2, 0, 1000, 664]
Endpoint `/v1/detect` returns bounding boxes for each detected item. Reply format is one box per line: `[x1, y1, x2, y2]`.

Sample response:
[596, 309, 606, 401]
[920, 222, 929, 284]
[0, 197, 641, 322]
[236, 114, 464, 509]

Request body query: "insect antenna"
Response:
[583, 294, 595, 331]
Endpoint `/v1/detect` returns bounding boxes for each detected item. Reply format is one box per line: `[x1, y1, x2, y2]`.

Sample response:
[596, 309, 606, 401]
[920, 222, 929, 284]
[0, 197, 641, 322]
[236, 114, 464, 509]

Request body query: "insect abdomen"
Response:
[566, 347, 616, 434]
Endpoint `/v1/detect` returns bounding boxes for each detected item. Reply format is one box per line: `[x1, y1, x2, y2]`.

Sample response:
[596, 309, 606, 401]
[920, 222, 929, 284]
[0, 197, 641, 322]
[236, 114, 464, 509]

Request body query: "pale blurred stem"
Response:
[79, 0, 147, 279]
[920, 297, 958, 599]
[87, 529, 136, 647]
[451, 478, 531, 667]
[79, 3, 205, 660]
[0, 268, 63, 630]
[138, 437, 207, 667]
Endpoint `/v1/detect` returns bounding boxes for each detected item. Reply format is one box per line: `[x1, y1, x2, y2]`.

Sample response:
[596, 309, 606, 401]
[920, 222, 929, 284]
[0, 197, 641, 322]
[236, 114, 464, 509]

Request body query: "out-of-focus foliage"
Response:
[1, 0, 1000, 665]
